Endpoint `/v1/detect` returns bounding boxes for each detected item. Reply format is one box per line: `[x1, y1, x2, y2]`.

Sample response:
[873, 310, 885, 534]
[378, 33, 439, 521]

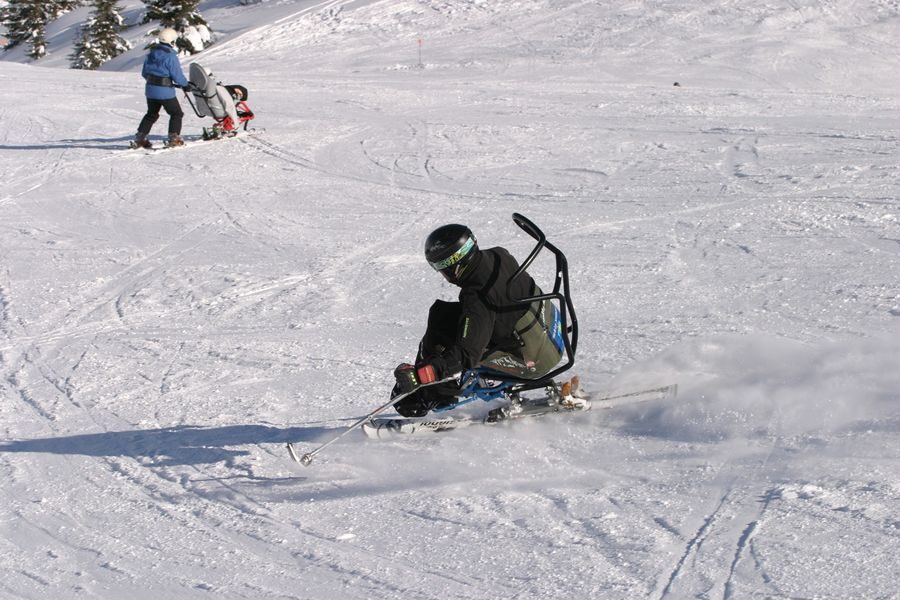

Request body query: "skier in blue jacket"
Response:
[133, 29, 190, 148]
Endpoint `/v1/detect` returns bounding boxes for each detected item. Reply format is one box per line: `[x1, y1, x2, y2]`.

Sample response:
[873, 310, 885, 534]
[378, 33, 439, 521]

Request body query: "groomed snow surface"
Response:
[1, 1, 898, 598]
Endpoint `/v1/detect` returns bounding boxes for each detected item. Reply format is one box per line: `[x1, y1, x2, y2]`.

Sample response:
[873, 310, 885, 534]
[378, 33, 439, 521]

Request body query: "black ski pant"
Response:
[137, 97, 183, 137]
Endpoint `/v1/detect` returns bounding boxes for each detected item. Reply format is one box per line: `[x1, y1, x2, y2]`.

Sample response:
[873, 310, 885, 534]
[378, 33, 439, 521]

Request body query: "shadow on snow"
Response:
[0, 423, 332, 467]
[0, 136, 140, 151]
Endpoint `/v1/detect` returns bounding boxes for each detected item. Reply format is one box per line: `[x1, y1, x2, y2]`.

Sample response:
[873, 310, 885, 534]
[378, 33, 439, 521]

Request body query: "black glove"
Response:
[393, 362, 438, 396]
[182, 84, 192, 92]
[394, 363, 419, 395]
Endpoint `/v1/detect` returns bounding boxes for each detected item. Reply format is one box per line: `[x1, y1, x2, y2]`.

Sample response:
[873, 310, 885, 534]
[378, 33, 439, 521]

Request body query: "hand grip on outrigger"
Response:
[287, 375, 458, 466]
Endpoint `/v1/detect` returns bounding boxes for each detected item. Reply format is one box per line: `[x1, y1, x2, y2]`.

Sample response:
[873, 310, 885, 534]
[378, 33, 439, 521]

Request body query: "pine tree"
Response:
[0, 3, 12, 48]
[49, 0, 82, 19]
[142, 0, 208, 54]
[2, 0, 81, 58]
[0, 1, 7, 45]
[142, 0, 205, 29]
[2, 1, 50, 58]
[71, 0, 130, 70]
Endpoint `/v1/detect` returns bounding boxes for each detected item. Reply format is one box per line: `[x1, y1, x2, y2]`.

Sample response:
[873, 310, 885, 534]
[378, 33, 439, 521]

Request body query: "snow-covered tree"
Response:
[70, 0, 130, 70]
[0, 2, 13, 48]
[2, 1, 49, 57]
[142, 0, 205, 28]
[50, 0, 82, 18]
[142, 0, 209, 54]
[0, 1, 7, 37]
[2, 0, 82, 58]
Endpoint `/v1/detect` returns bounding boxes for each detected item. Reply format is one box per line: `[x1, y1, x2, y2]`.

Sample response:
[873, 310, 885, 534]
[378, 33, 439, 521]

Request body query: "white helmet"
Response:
[158, 28, 178, 45]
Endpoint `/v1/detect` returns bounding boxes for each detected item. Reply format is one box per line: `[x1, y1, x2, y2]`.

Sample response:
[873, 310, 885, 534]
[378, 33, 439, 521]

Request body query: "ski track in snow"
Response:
[656, 442, 781, 599]
[1, 0, 899, 598]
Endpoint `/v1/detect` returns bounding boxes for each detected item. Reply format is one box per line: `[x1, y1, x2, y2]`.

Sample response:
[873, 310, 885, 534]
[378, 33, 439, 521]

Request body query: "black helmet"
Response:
[424, 224, 478, 281]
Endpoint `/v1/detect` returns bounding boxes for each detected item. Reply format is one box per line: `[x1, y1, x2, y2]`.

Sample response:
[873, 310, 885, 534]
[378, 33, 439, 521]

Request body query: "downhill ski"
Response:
[360, 382, 676, 439]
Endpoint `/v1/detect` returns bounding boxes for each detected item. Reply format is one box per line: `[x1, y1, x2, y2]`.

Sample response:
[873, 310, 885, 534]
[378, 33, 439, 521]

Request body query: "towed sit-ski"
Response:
[185, 62, 255, 140]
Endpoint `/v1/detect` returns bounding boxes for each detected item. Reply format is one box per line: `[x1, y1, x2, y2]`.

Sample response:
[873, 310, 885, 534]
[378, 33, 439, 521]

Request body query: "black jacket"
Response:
[429, 247, 537, 377]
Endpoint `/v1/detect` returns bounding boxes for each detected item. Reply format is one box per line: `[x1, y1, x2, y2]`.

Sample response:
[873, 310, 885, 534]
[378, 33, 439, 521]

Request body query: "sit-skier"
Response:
[392, 224, 566, 417]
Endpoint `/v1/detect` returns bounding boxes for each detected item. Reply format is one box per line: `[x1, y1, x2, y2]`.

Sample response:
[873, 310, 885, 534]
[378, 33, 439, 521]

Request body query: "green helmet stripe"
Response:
[430, 237, 475, 271]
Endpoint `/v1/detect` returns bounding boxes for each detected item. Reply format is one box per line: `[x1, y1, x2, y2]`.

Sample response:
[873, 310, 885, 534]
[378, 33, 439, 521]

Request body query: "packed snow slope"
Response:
[1, 1, 899, 598]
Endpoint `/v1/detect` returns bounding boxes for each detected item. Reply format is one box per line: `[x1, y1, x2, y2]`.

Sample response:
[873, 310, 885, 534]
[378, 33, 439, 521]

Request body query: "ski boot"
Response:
[558, 376, 590, 410]
[130, 133, 152, 149]
[165, 134, 184, 148]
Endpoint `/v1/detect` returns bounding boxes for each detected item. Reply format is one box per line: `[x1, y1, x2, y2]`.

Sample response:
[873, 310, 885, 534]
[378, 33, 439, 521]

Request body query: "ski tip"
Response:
[360, 421, 379, 439]
[361, 419, 398, 439]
